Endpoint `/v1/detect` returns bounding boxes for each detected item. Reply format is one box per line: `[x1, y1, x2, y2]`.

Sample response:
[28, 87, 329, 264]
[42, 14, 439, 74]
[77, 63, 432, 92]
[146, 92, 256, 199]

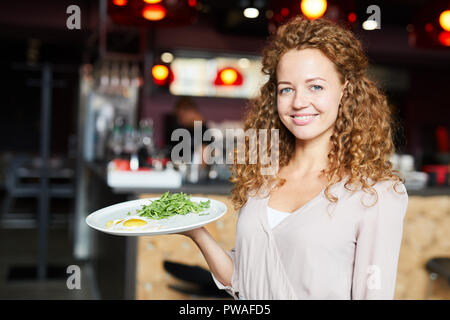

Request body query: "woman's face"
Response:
[276, 48, 347, 142]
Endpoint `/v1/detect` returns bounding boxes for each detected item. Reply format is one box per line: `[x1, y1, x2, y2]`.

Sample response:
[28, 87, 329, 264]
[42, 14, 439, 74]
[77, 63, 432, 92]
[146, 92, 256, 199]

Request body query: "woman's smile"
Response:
[291, 114, 320, 126]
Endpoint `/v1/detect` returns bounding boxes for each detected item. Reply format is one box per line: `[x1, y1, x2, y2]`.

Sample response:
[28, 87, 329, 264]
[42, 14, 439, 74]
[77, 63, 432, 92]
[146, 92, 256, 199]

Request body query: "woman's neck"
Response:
[289, 132, 332, 177]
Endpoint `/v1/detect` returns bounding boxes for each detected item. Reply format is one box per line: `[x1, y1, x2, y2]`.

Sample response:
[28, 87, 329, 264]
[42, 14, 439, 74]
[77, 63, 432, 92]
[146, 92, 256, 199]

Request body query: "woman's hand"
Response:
[177, 226, 206, 240]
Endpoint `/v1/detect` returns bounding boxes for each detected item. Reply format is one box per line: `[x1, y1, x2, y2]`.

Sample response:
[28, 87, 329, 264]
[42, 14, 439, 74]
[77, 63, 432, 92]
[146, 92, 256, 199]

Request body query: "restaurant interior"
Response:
[0, 0, 449, 300]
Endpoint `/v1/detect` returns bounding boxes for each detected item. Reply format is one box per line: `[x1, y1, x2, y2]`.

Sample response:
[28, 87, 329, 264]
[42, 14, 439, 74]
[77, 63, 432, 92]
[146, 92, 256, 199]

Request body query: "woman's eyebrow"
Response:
[277, 77, 327, 86]
[277, 81, 292, 86]
[305, 77, 327, 83]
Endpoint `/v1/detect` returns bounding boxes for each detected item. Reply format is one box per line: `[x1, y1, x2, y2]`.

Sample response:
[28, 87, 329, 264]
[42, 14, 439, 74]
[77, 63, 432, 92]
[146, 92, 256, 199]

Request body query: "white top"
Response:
[211, 177, 409, 300]
[267, 206, 291, 228]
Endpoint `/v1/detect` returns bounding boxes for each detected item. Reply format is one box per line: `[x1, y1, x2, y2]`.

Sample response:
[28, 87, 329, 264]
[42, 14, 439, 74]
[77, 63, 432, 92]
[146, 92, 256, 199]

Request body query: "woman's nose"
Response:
[293, 90, 310, 108]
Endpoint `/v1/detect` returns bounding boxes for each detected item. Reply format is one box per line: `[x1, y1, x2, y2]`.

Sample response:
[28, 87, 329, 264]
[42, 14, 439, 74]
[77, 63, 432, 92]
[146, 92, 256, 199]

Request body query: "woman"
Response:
[180, 16, 408, 300]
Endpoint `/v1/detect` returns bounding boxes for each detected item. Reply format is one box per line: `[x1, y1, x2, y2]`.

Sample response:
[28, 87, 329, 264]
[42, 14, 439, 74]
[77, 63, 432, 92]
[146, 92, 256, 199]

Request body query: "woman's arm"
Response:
[351, 181, 409, 299]
[181, 227, 234, 288]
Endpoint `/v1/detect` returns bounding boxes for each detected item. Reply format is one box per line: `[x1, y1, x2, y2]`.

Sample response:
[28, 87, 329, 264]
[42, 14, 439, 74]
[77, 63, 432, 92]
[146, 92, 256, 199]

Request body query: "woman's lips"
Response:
[291, 114, 319, 126]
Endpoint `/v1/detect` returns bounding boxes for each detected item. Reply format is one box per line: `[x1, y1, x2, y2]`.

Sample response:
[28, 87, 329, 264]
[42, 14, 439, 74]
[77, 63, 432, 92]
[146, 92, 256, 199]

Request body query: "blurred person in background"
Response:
[165, 96, 209, 168]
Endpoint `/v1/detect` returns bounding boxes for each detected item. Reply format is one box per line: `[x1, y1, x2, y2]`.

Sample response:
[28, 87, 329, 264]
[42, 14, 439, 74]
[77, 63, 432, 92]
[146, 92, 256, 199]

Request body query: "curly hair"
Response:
[229, 16, 404, 211]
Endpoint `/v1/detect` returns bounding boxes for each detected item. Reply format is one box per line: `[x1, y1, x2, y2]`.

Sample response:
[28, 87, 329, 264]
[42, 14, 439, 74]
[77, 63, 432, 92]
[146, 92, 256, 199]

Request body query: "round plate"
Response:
[85, 197, 227, 236]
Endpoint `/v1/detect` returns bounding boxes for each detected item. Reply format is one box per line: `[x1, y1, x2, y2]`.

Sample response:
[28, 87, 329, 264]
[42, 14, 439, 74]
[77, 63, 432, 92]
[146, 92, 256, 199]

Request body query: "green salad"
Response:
[135, 191, 211, 220]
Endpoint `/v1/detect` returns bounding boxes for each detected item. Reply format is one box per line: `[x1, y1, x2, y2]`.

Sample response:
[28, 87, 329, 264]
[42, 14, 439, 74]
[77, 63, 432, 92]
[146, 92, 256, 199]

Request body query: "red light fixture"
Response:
[113, 0, 127, 6]
[214, 68, 243, 86]
[152, 65, 173, 85]
[438, 31, 450, 46]
[439, 10, 450, 31]
[144, 0, 162, 3]
[300, 0, 327, 20]
[281, 8, 289, 17]
[142, 5, 166, 21]
[436, 125, 449, 152]
[152, 65, 168, 83]
[188, 0, 197, 7]
[348, 12, 356, 23]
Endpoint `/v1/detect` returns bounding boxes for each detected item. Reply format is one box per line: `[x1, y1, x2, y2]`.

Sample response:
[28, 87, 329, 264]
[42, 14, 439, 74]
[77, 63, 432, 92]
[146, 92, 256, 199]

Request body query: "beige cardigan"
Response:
[212, 178, 408, 300]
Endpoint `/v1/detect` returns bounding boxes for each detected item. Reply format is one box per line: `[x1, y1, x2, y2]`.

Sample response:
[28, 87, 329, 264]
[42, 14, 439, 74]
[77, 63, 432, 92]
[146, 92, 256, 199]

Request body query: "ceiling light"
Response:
[439, 10, 450, 31]
[244, 7, 259, 19]
[113, 0, 127, 6]
[300, 0, 327, 20]
[438, 31, 450, 46]
[142, 5, 166, 21]
[362, 19, 378, 30]
[214, 68, 243, 86]
[161, 52, 174, 64]
[152, 65, 170, 85]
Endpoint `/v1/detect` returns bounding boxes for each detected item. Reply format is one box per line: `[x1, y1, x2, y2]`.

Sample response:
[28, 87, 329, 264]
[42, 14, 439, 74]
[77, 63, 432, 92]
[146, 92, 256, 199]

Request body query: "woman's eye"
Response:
[279, 87, 293, 94]
[311, 85, 323, 91]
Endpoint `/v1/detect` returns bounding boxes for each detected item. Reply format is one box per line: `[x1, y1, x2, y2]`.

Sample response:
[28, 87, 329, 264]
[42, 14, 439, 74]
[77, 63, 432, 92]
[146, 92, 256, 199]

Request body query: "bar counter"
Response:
[75, 162, 450, 300]
[86, 161, 450, 196]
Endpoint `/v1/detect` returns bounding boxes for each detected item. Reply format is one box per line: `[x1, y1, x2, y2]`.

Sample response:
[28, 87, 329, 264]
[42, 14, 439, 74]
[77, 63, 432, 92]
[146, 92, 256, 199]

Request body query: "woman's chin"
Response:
[290, 126, 334, 142]
[288, 127, 321, 141]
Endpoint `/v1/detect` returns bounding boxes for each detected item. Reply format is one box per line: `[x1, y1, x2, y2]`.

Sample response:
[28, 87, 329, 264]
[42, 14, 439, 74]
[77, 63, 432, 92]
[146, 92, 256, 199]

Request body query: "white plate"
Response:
[85, 196, 227, 236]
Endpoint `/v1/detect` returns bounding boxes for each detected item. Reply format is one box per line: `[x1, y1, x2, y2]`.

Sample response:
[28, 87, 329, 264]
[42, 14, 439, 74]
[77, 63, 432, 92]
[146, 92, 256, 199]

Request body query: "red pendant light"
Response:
[152, 64, 174, 85]
[439, 10, 450, 31]
[214, 68, 243, 86]
[300, 0, 327, 20]
[113, 0, 127, 6]
[142, 4, 166, 21]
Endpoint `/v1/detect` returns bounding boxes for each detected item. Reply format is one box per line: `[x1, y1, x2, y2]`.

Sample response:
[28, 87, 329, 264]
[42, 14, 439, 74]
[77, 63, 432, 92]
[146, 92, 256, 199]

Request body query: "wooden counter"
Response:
[396, 195, 449, 300]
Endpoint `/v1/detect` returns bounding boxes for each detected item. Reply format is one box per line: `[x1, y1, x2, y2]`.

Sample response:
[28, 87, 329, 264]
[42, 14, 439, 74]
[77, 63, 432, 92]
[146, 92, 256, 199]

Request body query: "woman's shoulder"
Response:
[371, 178, 408, 198]
[362, 178, 408, 211]
[336, 176, 408, 208]
[339, 175, 407, 194]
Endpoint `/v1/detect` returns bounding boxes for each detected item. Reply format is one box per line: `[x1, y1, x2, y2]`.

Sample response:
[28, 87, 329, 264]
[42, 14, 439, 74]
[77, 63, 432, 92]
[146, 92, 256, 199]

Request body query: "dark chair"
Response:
[425, 257, 450, 298]
[1, 154, 75, 228]
[163, 260, 231, 299]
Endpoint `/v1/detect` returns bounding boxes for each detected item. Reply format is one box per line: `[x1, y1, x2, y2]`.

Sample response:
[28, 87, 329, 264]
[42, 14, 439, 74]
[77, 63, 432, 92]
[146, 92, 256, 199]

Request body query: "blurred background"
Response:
[0, 0, 448, 300]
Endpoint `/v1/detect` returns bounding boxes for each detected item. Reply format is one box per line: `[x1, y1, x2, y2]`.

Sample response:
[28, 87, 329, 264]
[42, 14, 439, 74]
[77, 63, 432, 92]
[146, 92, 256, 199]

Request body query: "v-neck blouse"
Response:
[266, 207, 291, 228]
[211, 178, 409, 300]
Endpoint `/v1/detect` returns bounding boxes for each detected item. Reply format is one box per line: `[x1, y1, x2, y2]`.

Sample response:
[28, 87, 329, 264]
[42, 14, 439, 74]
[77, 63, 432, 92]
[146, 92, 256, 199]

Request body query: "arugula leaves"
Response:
[137, 191, 211, 220]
